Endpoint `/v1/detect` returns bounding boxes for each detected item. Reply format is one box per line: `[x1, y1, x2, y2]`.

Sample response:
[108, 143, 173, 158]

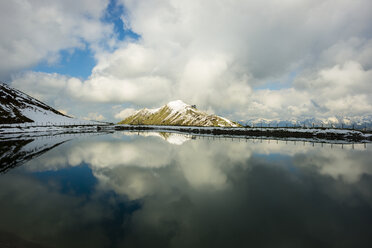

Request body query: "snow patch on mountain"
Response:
[0, 82, 99, 125]
[167, 100, 189, 114]
[118, 100, 240, 127]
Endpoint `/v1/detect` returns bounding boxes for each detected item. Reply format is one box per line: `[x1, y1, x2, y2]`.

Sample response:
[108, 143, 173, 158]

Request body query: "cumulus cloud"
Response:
[7, 0, 372, 121]
[58, 109, 70, 116]
[114, 108, 137, 119]
[0, 0, 112, 79]
[83, 112, 106, 121]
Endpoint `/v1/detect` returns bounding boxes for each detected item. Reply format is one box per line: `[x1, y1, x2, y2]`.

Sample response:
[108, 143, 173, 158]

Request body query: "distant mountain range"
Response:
[243, 116, 372, 129]
[118, 100, 241, 127]
[0, 82, 77, 124]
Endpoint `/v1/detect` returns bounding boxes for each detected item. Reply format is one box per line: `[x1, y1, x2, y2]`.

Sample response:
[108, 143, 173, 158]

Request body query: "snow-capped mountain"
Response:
[0, 82, 77, 124]
[118, 100, 241, 127]
[244, 115, 372, 129]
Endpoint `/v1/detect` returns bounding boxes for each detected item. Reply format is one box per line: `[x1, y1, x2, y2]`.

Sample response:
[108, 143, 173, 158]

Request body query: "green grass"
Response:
[118, 106, 242, 127]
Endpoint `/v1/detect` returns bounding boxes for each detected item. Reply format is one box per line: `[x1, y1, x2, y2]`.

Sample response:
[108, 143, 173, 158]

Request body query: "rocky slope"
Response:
[0, 82, 73, 124]
[118, 100, 241, 127]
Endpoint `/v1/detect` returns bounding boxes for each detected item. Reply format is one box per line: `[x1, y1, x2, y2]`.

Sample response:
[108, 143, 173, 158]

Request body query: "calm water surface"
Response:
[0, 132, 372, 248]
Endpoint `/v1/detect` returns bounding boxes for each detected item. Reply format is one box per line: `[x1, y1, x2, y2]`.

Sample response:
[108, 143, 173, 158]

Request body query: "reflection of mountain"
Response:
[123, 131, 193, 145]
[0, 136, 71, 173]
[158, 132, 192, 145]
[143, 131, 192, 145]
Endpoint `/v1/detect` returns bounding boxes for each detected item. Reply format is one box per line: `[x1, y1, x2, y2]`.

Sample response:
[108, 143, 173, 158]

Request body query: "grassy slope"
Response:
[118, 106, 241, 127]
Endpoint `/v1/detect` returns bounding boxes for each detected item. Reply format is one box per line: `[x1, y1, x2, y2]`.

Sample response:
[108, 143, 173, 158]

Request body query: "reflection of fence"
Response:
[124, 129, 369, 149]
[188, 133, 368, 150]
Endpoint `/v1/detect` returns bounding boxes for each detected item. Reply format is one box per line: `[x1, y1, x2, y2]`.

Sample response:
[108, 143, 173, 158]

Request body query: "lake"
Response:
[0, 131, 371, 248]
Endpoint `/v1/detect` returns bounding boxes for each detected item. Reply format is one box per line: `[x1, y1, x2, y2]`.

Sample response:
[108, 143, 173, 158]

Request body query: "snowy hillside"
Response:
[118, 100, 241, 127]
[0, 82, 82, 124]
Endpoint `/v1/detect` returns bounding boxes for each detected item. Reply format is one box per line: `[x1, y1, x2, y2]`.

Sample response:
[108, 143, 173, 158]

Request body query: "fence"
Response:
[248, 122, 370, 131]
[0, 122, 109, 129]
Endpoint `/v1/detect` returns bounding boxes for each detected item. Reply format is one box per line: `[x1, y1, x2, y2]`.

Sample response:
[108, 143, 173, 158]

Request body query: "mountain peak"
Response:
[118, 100, 240, 127]
[166, 100, 189, 113]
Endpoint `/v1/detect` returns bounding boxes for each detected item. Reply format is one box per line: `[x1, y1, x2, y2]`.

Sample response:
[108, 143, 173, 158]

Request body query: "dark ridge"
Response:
[0, 82, 70, 124]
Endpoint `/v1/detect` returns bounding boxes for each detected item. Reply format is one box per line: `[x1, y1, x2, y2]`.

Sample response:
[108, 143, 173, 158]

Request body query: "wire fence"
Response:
[0, 122, 110, 128]
[248, 123, 371, 131]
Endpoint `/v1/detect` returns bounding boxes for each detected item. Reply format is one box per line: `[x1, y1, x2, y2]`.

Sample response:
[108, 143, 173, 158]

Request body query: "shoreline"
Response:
[1, 124, 371, 143]
[115, 125, 372, 143]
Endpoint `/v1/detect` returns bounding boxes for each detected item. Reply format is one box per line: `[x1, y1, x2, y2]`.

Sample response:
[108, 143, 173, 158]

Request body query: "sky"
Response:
[1, 0, 372, 122]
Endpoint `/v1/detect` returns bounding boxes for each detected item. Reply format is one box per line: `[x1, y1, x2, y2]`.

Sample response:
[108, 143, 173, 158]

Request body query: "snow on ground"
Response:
[218, 116, 239, 127]
[146, 107, 161, 114]
[21, 108, 82, 125]
[0, 124, 114, 136]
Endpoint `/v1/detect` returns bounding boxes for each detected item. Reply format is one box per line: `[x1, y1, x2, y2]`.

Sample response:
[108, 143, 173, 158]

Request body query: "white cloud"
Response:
[11, 71, 69, 102]
[0, 0, 112, 79]
[83, 112, 106, 121]
[114, 108, 137, 120]
[58, 109, 69, 116]
[7, 0, 372, 121]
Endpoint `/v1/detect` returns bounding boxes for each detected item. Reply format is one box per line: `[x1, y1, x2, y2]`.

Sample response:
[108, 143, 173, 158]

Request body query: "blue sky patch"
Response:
[32, 47, 96, 79]
[31, 0, 140, 80]
[254, 70, 299, 91]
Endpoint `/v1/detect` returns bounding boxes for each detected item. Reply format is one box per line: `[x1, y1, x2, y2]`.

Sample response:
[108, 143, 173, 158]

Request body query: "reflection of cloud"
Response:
[120, 147, 372, 248]
[294, 149, 372, 183]
[3, 133, 372, 247]
[93, 167, 163, 200]
[163, 133, 190, 145]
[25, 134, 372, 200]
[31, 138, 171, 170]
